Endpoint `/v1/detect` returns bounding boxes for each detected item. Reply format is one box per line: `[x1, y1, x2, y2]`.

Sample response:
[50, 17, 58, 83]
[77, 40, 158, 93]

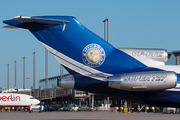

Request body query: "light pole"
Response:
[103, 18, 109, 43]
[15, 61, 17, 89]
[23, 56, 25, 89]
[45, 48, 48, 89]
[103, 19, 106, 41]
[103, 18, 109, 105]
[33, 52, 36, 89]
[7, 64, 9, 90]
[25, 77, 30, 89]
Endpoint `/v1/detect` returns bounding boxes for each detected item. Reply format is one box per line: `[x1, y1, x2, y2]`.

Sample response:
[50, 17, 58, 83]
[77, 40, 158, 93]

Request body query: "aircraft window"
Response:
[30, 97, 35, 99]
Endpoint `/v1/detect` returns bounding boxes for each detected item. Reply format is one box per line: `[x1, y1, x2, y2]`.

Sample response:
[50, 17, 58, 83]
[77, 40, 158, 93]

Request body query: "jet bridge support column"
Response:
[88, 94, 92, 108]
[92, 95, 94, 109]
[138, 103, 140, 112]
[107, 97, 109, 104]
[61, 96, 63, 104]
[79, 100, 81, 107]
[104, 97, 107, 105]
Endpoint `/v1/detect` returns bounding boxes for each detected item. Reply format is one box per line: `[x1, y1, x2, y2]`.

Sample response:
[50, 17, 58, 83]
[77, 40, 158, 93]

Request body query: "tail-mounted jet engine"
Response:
[118, 48, 168, 66]
[107, 71, 177, 91]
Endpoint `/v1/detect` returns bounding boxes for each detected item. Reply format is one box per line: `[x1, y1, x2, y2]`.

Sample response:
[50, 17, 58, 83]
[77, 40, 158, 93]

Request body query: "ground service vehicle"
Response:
[29, 105, 44, 113]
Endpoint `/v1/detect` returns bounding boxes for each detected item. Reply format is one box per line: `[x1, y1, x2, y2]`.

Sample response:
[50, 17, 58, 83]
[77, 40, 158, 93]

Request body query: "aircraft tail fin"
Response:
[3, 16, 146, 80]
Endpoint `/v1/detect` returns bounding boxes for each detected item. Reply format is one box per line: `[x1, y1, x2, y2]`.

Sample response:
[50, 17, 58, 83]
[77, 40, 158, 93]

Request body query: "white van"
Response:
[29, 105, 44, 113]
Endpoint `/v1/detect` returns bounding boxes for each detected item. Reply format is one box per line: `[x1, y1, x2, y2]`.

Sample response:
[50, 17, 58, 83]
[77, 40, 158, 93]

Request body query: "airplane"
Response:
[0, 93, 40, 107]
[3, 16, 180, 107]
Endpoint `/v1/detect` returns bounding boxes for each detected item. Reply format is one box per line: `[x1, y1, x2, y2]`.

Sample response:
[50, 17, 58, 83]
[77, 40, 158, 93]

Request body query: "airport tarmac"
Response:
[0, 111, 180, 120]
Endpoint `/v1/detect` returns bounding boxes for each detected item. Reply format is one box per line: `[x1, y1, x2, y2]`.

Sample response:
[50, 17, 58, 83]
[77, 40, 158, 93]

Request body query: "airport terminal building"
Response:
[1, 50, 180, 111]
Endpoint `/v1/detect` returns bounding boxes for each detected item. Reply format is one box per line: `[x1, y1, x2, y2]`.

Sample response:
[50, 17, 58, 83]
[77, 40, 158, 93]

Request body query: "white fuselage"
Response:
[0, 93, 40, 107]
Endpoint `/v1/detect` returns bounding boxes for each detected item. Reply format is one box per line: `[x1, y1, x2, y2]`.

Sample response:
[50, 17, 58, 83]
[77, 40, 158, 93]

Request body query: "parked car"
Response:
[78, 105, 91, 111]
[63, 104, 79, 112]
[44, 105, 49, 111]
[58, 104, 64, 111]
[48, 104, 57, 111]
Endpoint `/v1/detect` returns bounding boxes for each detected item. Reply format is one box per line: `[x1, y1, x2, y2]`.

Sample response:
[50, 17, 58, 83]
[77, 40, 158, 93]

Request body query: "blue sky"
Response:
[0, 0, 180, 89]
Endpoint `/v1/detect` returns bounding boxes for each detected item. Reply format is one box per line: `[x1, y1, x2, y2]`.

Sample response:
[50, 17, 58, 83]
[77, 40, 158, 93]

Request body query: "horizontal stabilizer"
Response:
[13, 16, 70, 25]
[3, 25, 20, 29]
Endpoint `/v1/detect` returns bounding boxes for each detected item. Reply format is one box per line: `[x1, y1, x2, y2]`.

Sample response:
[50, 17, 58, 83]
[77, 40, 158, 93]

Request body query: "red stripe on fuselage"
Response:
[0, 105, 29, 107]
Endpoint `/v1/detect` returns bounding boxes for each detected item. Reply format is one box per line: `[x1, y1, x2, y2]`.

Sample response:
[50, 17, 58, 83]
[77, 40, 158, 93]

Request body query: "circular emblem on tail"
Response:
[82, 44, 105, 67]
